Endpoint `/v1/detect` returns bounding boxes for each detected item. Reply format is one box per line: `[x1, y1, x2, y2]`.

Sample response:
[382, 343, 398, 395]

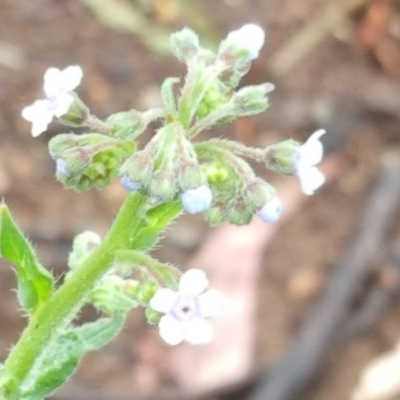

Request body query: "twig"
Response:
[249, 150, 400, 400]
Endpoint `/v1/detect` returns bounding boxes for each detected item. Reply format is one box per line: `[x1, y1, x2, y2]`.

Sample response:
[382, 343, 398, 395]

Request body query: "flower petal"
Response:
[226, 24, 265, 60]
[182, 318, 213, 345]
[61, 66, 83, 92]
[257, 196, 282, 223]
[22, 100, 53, 136]
[149, 288, 178, 313]
[158, 315, 184, 345]
[179, 269, 208, 295]
[53, 93, 73, 117]
[21, 100, 47, 122]
[43, 68, 63, 98]
[297, 166, 325, 195]
[198, 289, 226, 318]
[298, 129, 326, 167]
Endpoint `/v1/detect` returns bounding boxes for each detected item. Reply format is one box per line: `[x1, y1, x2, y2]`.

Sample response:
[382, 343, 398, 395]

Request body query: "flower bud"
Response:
[89, 275, 139, 315]
[55, 158, 70, 177]
[202, 162, 230, 183]
[119, 150, 154, 188]
[170, 27, 200, 63]
[232, 84, 271, 116]
[226, 200, 253, 225]
[181, 185, 213, 214]
[178, 161, 207, 192]
[264, 139, 300, 175]
[149, 169, 177, 200]
[57, 93, 89, 127]
[120, 176, 142, 192]
[108, 109, 163, 141]
[204, 205, 226, 226]
[68, 231, 102, 270]
[257, 196, 282, 223]
[224, 24, 265, 61]
[145, 307, 162, 325]
[135, 279, 159, 305]
[49, 133, 135, 191]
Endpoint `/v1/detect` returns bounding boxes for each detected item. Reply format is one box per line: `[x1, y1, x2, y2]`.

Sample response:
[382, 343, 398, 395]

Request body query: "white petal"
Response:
[61, 66, 83, 92]
[198, 289, 226, 318]
[53, 93, 74, 117]
[181, 185, 213, 214]
[31, 116, 52, 137]
[149, 288, 178, 313]
[179, 269, 208, 295]
[158, 315, 184, 345]
[298, 129, 326, 167]
[297, 166, 325, 195]
[21, 100, 48, 122]
[226, 24, 265, 60]
[43, 68, 63, 98]
[183, 318, 213, 345]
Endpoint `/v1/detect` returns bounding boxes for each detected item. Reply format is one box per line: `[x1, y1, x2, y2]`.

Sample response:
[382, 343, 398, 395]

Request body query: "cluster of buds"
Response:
[22, 24, 326, 225]
[21, 24, 327, 346]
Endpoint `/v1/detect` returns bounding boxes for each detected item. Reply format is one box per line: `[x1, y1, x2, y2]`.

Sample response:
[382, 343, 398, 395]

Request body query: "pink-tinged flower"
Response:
[226, 24, 265, 60]
[149, 269, 225, 345]
[257, 195, 282, 223]
[22, 66, 83, 137]
[181, 185, 213, 214]
[294, 129, 326, 195]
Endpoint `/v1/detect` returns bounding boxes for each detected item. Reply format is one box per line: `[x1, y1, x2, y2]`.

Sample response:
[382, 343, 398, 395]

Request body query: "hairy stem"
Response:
[1, 193, 147, 398]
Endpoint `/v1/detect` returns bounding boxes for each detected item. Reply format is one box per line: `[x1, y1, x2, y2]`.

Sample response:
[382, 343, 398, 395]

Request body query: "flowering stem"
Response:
[85, 114, 113, 134]
[1, 193, 149, 398]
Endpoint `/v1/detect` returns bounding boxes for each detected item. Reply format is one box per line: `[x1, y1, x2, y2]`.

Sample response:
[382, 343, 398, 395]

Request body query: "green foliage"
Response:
[132, 200, 182, 250]
[20, 315, 125, 400]
[0, 204, 54, 314]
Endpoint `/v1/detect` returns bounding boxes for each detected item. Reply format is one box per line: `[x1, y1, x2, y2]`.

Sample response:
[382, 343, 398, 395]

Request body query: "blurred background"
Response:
[2, 0, 400, 399]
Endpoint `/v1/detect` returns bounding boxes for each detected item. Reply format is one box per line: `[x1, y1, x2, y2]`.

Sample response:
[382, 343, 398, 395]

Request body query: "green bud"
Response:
[68, 231, 101, 270]
[196, 82, 227, 118]
[170, 27, 200, 63]
[135, 279, 159, 306]
[226, 200, 253, 226]
[49, 133, 135, 191]
[57, 94, 89, 127]
[161, 77, 180, 116]
[204, 204, 226, 226]
[107, 108, 163, 141]
[178, 161, 207, 192]
[119, 150, 154, 187]
[232, 84, 271, 117]
[148, 169, 177, 200]
[145, 307, 161, 325]
[245, 178, 277, 213]
[89, 275, 139, 315]
[202, 162, 230, 183]
[265, 139, 300, 175]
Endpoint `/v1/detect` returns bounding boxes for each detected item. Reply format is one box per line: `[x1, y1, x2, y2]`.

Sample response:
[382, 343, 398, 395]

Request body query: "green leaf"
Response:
[0, 204, 54, 314]
[132, 200, 182, 250]
[20, 314, 125, 400]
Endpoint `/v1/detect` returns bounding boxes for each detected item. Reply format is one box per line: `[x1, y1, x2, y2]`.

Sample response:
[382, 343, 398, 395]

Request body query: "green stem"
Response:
[1, 192, 147, 398]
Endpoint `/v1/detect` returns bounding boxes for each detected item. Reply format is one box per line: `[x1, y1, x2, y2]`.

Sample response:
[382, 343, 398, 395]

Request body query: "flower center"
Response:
[171, 294, 199, 321]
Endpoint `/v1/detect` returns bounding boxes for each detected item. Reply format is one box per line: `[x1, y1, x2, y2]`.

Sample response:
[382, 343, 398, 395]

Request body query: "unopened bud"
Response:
[69, 231, 102, 270]
[232, 84, 270, 116]
[170, 27, 200, 63]
[57, 94, 89, 127]
[120, 175, 142, 192]
[181, 185, 213, 214]
[257, 196, 282, 223]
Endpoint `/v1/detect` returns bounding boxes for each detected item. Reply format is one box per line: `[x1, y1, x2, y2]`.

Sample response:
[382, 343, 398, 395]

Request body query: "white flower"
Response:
[149, 269, 225, 346]
[181, 185, 213, 214]
[257, 196, 282, 223]
[226, 23, 265, 60]
[294, 129, 326, 195]
[22, 66, 83, 137]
